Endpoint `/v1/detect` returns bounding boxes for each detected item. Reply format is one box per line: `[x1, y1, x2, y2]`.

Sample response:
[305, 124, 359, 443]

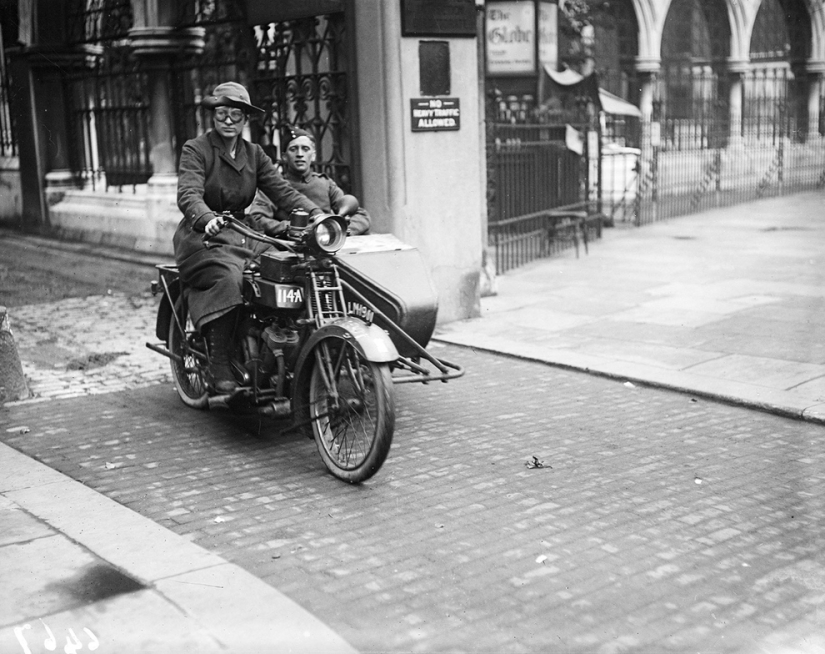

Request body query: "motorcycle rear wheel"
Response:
[308, 336, 395, 483]
[168, 298, 209, 409]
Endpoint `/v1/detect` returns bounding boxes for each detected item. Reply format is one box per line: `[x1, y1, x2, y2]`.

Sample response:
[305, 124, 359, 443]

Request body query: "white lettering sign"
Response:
[410, 98, 461, 132]
[485, 1, 535, 75]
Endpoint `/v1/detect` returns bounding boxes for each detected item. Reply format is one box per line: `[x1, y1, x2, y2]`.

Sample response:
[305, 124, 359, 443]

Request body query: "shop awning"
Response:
[598, 88, 642, 117]
[543, 65, 642, 117]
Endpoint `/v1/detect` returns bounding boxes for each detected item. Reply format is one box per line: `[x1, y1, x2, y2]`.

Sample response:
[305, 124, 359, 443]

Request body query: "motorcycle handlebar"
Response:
[202, 212, 296, 251]
[228, 214, 297, 251]
[203, 211, 345, 255]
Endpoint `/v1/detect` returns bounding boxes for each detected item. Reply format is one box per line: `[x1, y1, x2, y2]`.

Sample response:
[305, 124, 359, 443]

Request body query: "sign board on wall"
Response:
[401, 0, 477, 37]
[485, 1, 535, 75]
[485, 1, 558, 75]
[410, 98, 461, 131]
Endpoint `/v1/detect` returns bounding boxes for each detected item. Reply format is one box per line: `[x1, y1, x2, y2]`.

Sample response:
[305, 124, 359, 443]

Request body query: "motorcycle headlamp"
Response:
[306, 214, 348, 255]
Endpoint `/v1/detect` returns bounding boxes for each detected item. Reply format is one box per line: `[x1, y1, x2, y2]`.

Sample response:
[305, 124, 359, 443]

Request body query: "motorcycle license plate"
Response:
[251, 279, 305, 309]
[274, 283, 304, 308]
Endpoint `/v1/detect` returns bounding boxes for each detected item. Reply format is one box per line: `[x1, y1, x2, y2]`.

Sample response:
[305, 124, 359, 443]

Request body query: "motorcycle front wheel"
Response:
[168, 297, 209, 409]
[308, 336, 395, 483]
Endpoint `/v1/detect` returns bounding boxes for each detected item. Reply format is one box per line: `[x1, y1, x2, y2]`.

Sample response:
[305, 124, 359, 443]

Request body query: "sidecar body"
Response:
[335, 234, 438, 358]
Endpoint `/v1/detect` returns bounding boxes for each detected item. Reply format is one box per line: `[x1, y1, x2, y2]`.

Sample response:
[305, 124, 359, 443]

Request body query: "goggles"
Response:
[214, 108, 246, 123]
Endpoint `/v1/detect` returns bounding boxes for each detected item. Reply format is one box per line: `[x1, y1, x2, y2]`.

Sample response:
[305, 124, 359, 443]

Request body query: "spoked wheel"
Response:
[308, 336, 395, 483]
[168, 297, 209, 409]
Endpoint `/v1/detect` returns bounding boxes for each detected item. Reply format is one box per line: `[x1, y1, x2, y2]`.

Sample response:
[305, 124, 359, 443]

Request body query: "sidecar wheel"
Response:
[168, 298, 209, 409]
[308, 336, 395, 483]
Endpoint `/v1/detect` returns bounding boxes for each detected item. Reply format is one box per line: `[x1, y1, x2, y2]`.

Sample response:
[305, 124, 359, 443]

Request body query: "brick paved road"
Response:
[2, 341, 824, 653]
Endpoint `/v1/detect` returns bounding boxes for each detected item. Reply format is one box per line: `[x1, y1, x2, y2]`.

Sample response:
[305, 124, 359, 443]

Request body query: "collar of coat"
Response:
[208, 130, 248, 172]
[284, 169, 315, 184]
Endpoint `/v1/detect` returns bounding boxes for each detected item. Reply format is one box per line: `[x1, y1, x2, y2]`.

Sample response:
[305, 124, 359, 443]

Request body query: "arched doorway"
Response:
[592, 0, 639, 105]
[746, 0, 812, 141]
[659, 0, 731, 149]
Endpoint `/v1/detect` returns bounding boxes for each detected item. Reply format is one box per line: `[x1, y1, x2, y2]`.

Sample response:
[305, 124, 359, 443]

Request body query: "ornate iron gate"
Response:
[251, 15, 352, 191]
[172, 0, 354, 192]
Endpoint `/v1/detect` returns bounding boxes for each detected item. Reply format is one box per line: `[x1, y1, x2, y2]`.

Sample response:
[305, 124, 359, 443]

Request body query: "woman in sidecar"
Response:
[173, 82, 322, 394]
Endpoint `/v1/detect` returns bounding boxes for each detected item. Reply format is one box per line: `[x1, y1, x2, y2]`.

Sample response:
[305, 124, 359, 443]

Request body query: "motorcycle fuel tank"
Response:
[259, 251, 300, 283]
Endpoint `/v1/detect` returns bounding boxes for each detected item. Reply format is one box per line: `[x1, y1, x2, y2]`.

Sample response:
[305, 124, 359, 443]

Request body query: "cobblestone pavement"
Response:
[8, 293, 170, 401]
[3, 295, 825, 653]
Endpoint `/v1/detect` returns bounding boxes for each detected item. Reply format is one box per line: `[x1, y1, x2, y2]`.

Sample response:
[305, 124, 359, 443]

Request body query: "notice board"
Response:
[401, 0, 477, 37]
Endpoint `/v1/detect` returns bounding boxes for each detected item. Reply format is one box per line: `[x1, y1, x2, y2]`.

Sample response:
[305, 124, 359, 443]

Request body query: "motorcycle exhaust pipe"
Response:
[208, 394, 232, 410]
[258, 398, 291, 418]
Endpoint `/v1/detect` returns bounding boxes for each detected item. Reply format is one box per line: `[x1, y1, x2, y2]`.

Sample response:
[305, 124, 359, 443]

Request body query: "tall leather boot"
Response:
[203, 312, 238, 394]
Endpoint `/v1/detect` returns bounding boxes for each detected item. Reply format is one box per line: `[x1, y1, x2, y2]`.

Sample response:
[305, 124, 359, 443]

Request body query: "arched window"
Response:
[662, 0, 730, 64]
[750, 0, 810, 63]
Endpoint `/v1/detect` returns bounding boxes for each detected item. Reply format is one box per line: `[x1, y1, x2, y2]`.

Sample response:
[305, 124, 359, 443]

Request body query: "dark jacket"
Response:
[173, 131, 320, 328]
[249, 169, 371, 236]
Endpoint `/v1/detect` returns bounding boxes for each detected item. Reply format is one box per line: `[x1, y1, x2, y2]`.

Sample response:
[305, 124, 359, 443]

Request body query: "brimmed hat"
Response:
[282, 126, 315, 148]
[202, 82, 264, 115]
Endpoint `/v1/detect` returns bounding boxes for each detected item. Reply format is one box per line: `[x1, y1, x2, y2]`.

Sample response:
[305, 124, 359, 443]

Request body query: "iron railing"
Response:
[489, 202, 601, 274]
[487, 120, 596, 274]
[600, 65, 825, 227]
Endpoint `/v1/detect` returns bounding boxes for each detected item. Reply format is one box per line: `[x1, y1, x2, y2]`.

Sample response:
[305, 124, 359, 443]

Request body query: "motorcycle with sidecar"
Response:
[147, 200, 463, 483]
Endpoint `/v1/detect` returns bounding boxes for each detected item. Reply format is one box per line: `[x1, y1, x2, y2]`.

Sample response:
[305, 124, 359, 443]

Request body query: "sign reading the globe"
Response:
[486, 1, 558, 75]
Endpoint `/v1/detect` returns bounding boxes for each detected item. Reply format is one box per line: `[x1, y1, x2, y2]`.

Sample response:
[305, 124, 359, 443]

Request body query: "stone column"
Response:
[128, 18, 204, 252]
[354, 0, 483, 322]
[727, 59, 749, 147]
[634, 61, 659, 167]
[634, 59, 660, 225]
[635, 58, 660, 122]
[129, 27, 204, 183]
[805, 62, 825, 142]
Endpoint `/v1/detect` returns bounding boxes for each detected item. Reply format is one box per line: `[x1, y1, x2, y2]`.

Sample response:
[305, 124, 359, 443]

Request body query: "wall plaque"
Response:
[401, 0, 477, 37]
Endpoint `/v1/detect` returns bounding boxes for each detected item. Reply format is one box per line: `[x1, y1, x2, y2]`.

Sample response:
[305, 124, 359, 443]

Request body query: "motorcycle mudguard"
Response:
[298, 318, 399, 367]
[291, 318, 399, 413]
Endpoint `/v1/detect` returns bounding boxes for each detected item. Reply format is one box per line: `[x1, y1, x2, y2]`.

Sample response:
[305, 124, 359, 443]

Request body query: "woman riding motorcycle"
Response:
[173, 82, 322, 393]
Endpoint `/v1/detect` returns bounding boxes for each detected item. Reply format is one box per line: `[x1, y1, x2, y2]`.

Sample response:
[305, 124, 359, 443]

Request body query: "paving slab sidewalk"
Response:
[0, 441, 358, 654]
[436, 191, 825, 423]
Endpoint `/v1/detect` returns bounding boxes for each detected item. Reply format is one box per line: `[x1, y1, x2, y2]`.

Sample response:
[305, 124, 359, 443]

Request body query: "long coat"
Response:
[173, 130, 320, 329]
